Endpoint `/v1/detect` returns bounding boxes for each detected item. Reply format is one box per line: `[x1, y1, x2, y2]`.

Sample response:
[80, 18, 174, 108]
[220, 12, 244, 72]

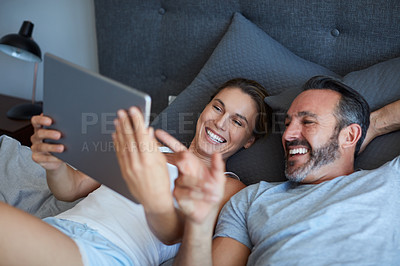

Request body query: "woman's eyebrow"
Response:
[214, 98, 249, 125]
[214, 99, 225, 107]
[235, 113, 249, 125]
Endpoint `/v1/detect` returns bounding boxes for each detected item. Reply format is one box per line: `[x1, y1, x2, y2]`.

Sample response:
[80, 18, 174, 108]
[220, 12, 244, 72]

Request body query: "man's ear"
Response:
[244, 135, 256, 149]
[340, 123, 362, 149]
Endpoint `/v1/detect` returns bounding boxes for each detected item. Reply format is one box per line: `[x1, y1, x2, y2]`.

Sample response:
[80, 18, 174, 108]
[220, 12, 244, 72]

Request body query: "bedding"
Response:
[0, 135, 79, 217]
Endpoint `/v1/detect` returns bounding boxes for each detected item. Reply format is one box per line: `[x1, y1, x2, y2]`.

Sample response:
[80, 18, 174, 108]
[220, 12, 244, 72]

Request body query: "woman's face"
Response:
[191, 87, 258, 160]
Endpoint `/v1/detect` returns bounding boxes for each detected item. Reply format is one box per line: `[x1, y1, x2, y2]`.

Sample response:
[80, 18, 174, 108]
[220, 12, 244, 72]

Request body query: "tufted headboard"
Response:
[93, 0, 400, 115]
[93, 0, 400, 184]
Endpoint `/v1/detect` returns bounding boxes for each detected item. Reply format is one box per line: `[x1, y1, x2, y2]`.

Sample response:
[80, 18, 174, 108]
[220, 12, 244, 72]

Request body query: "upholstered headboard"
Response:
[93, 1, 400, 184]
[94, 0, 400, 115]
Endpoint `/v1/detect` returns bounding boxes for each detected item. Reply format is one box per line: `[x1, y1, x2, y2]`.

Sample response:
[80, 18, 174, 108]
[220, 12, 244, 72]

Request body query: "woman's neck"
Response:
[164, 144, 224, 169]
[188, 145, 213, 168]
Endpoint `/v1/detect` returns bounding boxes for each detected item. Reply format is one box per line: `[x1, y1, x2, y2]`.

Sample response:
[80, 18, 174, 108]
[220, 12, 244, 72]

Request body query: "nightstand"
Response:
[0, 94, 36, 147]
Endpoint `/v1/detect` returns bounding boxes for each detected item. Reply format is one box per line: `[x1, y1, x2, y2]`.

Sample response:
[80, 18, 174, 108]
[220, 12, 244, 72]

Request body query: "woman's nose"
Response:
[215, 114, 228, 130]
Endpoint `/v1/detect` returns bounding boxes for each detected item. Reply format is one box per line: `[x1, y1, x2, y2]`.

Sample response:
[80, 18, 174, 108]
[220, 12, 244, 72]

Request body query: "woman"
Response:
[0, 78, 270, 265]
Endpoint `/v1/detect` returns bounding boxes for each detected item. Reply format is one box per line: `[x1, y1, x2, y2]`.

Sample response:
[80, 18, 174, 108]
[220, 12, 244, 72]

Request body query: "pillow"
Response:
[0, 135, 80, 218]
[265, 57, 400, 171]
[152, 12, 338, 184]
[344, 57, 400, 170]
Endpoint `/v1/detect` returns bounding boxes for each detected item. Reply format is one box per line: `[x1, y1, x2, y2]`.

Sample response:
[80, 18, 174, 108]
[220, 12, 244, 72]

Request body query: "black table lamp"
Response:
[0, 21, 42, 120]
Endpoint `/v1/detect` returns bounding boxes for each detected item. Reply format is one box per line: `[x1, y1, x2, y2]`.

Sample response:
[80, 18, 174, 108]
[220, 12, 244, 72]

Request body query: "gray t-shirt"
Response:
[215, 156, 400, 265]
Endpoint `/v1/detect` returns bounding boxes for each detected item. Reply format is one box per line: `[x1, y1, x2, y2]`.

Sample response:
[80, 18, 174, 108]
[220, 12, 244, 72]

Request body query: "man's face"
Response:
[282, 89, 342, 183]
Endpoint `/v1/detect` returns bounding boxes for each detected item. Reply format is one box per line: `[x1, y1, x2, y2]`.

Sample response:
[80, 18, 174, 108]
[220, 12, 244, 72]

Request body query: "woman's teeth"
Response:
[206, 129, 226, 143]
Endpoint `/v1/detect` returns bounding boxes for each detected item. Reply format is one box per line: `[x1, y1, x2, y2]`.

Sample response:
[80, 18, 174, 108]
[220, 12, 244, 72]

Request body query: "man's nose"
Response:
[283, 121, 302, 142]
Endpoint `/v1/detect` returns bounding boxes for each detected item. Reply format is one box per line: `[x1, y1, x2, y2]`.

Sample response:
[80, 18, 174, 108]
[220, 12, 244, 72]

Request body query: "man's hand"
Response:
[30, 114, 65, 170]
[113, 107, 172, 210]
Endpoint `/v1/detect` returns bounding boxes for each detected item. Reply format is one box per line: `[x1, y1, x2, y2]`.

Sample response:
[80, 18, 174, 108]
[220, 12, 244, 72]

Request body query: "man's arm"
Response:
[213, 237, 251, 266]
[360, 99, 400, 153]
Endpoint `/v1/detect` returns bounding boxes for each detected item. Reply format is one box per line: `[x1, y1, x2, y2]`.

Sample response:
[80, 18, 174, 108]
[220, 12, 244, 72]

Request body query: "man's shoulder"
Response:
[367, 154, 400, 172]
[232, 181, 289, 201]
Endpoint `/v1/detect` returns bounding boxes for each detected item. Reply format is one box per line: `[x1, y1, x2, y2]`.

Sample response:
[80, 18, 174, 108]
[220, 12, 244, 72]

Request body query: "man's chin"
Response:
[285, 173, 307, 183]
[285, 164, 310, 183]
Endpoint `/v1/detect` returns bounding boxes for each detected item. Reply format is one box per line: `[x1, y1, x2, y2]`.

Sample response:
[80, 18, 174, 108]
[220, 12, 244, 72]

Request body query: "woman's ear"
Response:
[244, 135, 256, 149]
[340, 123, 362, 150]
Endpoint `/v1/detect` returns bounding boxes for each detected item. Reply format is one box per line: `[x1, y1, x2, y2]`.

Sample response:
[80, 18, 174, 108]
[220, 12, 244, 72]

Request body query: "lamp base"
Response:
[7, 102, 42, 120]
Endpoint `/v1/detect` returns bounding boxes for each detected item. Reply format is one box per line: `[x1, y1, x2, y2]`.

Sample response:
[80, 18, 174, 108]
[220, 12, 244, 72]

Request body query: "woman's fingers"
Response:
[31, 128, 62, 143]
[114, 111, 136, 175]
[127, 107, 154, 154]
[31, 142, 64, 154]
[155, 129, 187, 153]
[31, 114, 52, 129]
[114, 107, 155, 178]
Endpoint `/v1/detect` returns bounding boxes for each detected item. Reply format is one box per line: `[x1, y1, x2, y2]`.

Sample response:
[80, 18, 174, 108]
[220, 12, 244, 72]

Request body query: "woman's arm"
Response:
[31, 114, 100, 201]
[113, 108, 184, 244]
[172, 153, 251, 266]
[155, 129, 247, 244]
[45, 163, 100, 202]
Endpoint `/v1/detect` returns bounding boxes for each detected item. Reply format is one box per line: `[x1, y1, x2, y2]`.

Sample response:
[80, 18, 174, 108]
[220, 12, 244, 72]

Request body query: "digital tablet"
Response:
[43, 53, 151, 202]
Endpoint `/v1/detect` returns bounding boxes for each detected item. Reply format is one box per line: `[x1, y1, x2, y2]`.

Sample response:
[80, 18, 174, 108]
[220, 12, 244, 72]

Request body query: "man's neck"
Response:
[302, 157, 355, 184]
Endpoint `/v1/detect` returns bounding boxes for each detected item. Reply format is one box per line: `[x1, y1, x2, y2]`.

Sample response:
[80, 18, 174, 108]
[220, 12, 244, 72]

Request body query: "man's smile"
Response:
[288, 147, 309, 156]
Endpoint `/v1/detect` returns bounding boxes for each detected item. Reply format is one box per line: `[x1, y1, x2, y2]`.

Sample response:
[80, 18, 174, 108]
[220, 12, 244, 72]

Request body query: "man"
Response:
[171, 76, 400, 265]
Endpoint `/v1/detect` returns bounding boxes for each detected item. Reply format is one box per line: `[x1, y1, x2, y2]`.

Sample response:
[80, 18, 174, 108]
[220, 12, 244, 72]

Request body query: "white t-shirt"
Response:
[56, 163, 180, 265]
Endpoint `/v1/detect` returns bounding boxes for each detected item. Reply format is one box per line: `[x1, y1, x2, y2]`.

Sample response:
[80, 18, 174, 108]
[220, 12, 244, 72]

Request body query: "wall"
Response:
[0, 0, 98, 102]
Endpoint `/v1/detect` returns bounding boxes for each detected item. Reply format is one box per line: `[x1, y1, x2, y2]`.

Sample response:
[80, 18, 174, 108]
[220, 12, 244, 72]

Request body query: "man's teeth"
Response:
[206, 129, 225, 143]
[289, 148, 309, 155]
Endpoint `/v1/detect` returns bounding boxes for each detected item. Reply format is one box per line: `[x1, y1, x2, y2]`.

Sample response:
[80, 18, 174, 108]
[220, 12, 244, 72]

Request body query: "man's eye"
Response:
[303, 120, 314, 125]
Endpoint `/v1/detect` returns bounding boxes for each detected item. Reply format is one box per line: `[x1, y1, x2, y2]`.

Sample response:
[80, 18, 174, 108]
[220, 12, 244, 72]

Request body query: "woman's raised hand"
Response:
[155, 129, 226, 224]
[113, 107, 173, 210]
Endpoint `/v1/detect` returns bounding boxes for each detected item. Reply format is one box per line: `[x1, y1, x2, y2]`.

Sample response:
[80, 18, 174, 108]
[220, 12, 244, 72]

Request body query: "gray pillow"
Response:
[0, 135, 80, 218]
[152, 12, 337, 184]
[264, 57, 400, 171]
[344, 57, 400, 169]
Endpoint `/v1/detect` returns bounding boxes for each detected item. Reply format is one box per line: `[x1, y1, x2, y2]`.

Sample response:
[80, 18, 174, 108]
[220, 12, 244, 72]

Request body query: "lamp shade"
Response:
[0, 21, 41, 62]
[0, 21, 42, 120]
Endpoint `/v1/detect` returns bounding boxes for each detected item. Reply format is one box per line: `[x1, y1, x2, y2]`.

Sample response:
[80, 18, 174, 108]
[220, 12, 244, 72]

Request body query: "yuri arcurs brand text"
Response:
[81, 141, 160, 153]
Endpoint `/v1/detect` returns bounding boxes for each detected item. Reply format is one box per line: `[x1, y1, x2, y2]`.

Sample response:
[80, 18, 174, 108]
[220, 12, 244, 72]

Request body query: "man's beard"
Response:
[285, 131, 340, 183]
